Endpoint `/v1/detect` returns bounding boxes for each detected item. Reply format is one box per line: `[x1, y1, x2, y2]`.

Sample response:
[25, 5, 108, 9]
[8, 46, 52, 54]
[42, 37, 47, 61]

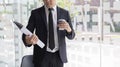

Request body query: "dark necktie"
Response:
[48, 8, 55, 50]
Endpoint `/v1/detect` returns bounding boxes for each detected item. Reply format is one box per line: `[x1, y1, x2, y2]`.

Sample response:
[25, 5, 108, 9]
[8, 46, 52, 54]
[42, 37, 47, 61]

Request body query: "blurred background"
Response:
[0, 0, 120, 67]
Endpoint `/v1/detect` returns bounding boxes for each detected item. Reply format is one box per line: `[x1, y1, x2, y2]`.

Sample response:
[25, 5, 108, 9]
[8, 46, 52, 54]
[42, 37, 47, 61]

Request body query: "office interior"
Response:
[0, 0, 120, 67]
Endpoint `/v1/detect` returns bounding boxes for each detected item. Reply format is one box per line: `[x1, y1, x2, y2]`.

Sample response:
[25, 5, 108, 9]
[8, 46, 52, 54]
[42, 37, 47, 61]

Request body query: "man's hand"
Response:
[58, 21, 72, 33]
[25, 34, 38, 45]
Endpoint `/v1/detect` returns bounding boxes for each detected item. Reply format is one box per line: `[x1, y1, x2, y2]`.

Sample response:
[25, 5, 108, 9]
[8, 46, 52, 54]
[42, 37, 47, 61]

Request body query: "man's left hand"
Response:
[58, 21, 72, 33]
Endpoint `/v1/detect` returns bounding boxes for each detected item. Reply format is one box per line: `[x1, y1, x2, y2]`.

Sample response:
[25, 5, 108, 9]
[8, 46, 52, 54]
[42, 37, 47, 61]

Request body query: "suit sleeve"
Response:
[65, 11, 75, 40]
[22, 10, 36, 47]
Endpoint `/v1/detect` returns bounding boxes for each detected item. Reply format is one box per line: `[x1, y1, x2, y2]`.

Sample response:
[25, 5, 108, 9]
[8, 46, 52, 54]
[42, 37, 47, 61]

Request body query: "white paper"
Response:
[21, 27, 45, 48]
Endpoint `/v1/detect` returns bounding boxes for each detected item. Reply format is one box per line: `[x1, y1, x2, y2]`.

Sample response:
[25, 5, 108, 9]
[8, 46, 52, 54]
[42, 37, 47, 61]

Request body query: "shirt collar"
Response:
[44, 5, 57, 12]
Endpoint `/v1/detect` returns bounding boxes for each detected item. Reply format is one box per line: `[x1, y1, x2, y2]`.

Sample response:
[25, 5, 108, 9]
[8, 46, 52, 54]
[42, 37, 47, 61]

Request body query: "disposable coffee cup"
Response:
[58, 19, 66, 30]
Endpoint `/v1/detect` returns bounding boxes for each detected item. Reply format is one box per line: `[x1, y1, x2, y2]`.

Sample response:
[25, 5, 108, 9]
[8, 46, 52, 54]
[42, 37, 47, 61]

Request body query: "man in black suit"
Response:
[22, 0, 75, 67]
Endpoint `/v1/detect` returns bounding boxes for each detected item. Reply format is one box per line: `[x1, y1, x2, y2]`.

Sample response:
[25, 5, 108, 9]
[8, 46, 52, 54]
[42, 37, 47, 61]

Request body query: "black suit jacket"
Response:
[22, 6, 75, 64]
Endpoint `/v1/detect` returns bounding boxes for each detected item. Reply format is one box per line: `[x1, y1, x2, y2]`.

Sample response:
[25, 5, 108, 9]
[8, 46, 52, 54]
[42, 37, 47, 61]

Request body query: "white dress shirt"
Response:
[44, 6, 59, 53]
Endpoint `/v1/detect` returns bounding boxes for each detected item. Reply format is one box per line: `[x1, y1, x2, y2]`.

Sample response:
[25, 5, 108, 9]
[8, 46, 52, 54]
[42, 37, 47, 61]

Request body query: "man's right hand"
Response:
[25, 34, 38, 45]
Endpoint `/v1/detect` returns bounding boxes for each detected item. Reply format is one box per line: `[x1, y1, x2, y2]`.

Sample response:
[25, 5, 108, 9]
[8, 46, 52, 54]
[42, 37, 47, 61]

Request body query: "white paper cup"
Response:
[58, 19, 66, 30]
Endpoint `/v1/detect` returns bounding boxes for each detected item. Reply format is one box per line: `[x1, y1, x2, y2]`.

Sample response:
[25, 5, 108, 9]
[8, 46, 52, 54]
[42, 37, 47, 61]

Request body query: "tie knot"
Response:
[48, 8, 53, 11]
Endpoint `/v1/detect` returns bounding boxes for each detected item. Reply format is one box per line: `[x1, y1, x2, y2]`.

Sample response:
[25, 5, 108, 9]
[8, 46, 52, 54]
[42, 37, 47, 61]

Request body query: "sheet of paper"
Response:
[21, 27, 45, 48]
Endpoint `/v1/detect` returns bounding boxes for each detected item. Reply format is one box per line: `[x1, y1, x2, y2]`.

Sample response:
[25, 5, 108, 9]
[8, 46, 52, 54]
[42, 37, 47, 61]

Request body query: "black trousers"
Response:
[34, 51, 63, 67]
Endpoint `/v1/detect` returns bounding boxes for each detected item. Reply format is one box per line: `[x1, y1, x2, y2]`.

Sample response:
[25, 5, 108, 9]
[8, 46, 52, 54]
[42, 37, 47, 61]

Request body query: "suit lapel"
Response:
[41, 6, 47, 28]
[57, 7, 61, 33]
[57, 7, 61, 45]
[57, 6, 61, 23]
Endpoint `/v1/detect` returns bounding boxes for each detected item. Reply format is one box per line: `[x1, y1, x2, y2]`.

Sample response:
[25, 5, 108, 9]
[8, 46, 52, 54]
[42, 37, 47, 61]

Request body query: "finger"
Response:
[26, 35, 30, 39]
[32, 34, 38, 44]
[34, 38, 38, 44]
[62, 22, 68, 27]
[30, 35, 35, 44]
[60, 23, 66, 27]
[31, 37, 35, 43]
[26, 35, 31, 40]
[58, 24, 62, 28]
[33, 36, 38, 43]
[25, 35, 32, 44]
[58, 21, 65, 26]
[59, 25, 64, 28]
[31, 34, 37, 40]
[65, 23, 69, 27]
[30, 34, 34, 39]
